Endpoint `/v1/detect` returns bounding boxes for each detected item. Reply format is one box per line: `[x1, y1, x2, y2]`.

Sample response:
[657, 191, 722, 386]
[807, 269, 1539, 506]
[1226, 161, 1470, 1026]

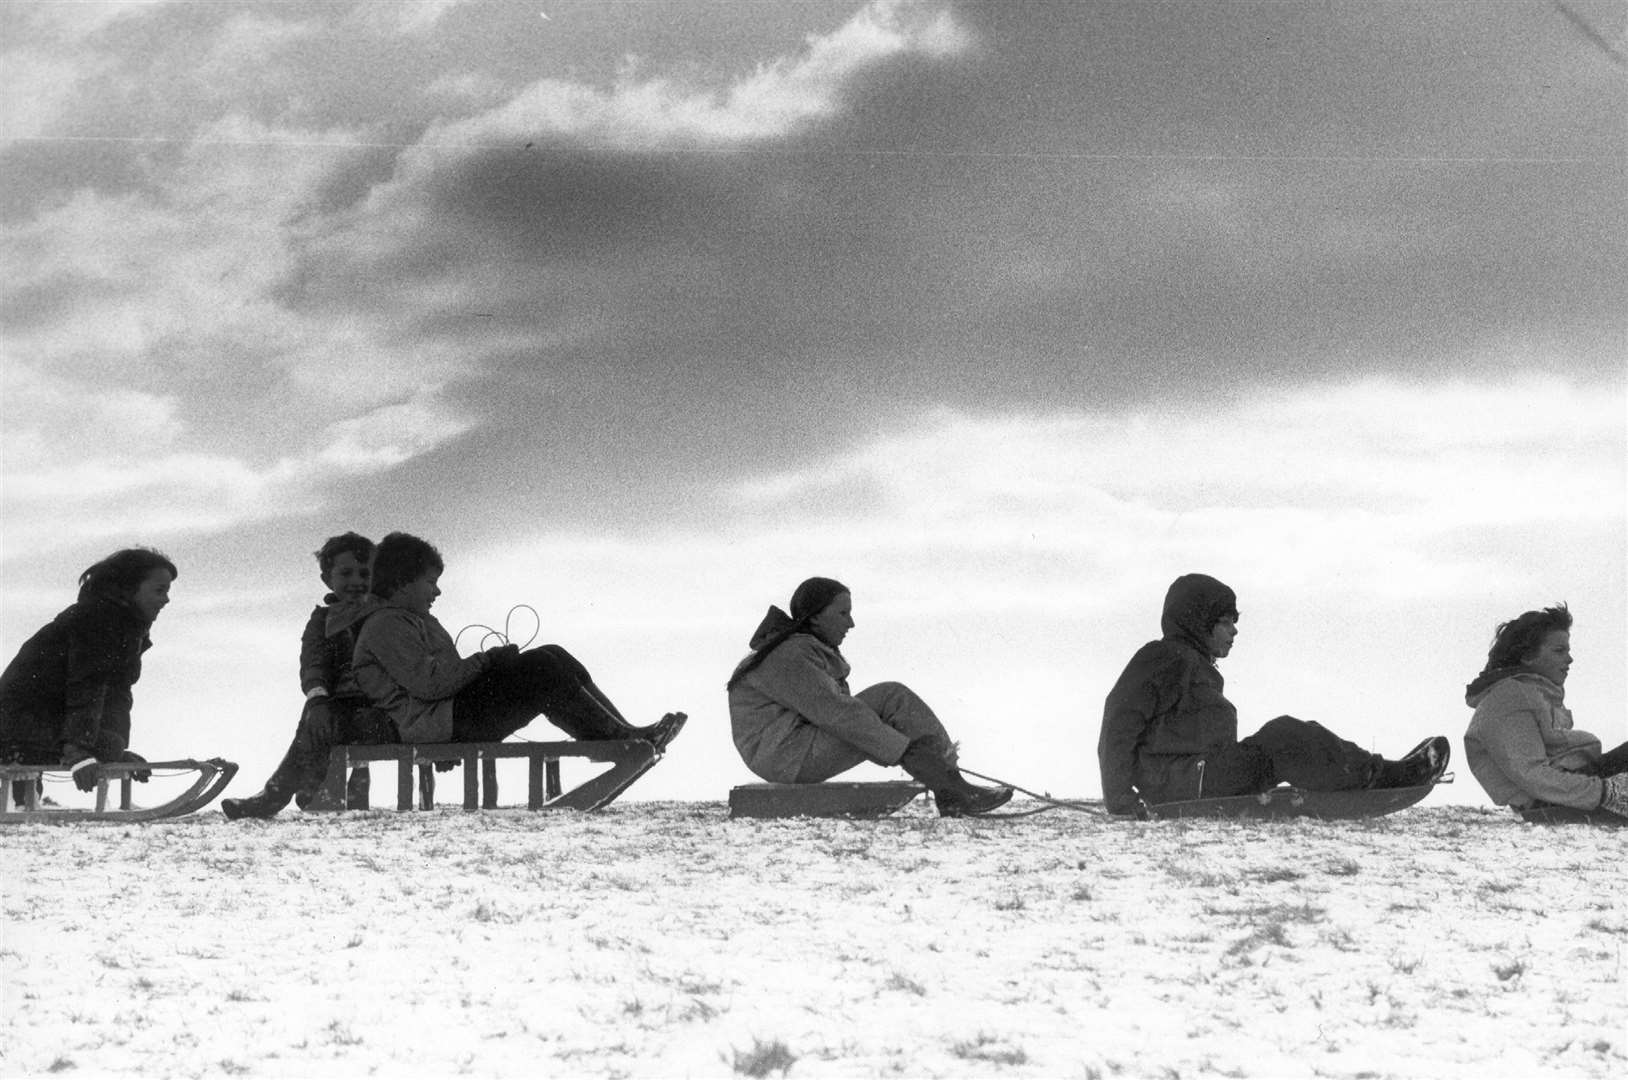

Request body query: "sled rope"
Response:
[957, 766, 1103, 818]
[456, 604, 540, 653]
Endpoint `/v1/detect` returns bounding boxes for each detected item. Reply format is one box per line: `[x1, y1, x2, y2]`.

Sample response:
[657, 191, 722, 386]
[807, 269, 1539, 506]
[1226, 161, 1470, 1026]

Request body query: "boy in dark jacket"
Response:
[224, 533, 393, 820]
[1097, 573, 1449, 817]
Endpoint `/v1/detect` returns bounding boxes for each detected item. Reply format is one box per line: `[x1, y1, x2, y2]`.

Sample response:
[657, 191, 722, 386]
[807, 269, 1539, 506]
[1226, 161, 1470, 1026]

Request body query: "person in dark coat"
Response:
[1097, 573, 1449, 817]
[727, 576, 1014, 816]
[0, 548, 177, 793]
[224, 532, 390, 820]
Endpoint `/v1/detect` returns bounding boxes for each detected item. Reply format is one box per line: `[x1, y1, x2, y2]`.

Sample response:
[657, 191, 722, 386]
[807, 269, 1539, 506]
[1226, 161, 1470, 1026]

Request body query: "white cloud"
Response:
[413, 0, 970, 151]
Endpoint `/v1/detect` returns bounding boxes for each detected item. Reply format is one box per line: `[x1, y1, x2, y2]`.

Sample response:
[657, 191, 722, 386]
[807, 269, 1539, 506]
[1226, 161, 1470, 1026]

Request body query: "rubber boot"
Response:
[1370, 736, 1450, 790]
[221, 749, 307, 820]
[346, 766, 370, 810]
[898, 736, 1015, 817]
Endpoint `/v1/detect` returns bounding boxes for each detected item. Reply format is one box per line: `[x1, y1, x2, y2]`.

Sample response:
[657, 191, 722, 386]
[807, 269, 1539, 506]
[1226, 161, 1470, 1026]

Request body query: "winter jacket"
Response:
[1464, 672, 1603, 810]
[728, 610, 911, 782]
[0, 593, 153, 759]
[298, 594, 375, 701]
[1098, 574, 1241, 812]
[351, 601, 494, 743]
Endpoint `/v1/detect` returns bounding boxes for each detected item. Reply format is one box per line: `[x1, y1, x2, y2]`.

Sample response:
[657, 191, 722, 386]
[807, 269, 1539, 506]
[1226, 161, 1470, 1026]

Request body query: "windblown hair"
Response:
[77, 548, 178, 603]
[315, 531, 375, 577]
[1482, 603, 1572, 674]
[725, 576, 850, 691]
[370, 532, 444, 599]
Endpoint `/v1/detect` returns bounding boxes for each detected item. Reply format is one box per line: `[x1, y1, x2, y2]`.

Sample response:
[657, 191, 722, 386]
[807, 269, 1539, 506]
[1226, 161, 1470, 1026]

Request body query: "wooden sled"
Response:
[317, 739, 661, 812]
[728, 780, 926, 819]
[1147, 781, 1438, 821]
[0, 758, 238, 824]
[1518, 805, 1627, 828]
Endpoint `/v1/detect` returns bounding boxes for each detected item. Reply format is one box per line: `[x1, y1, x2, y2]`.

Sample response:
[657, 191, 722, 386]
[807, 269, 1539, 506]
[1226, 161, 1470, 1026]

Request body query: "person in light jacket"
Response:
[1463, 603, 1627, 819]
[727, 576, 1012, 817]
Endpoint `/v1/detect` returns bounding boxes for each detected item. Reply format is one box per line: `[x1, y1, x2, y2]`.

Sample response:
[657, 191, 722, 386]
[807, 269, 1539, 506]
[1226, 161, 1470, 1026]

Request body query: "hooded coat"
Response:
[0, 592, 154, 760]
[727, 606, 912, 783]
[1463, 671, 1604, 810]
[1097, 574, 1241, 812]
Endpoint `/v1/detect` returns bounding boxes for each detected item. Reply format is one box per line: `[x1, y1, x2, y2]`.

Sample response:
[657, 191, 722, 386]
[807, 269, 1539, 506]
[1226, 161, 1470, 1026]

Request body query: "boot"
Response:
[1371, 736, 1450, 790]
[899, 736, 1015, 817]
[221, 781, 295, 820]
[642, 713, 688, 753]
[346, 766, 370, 809]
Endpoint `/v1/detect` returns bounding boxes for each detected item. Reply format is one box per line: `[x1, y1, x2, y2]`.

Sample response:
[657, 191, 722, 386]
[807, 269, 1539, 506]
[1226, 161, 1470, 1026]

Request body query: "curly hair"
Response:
[314, 532, 375, 577]
[370, 532, 444, 599]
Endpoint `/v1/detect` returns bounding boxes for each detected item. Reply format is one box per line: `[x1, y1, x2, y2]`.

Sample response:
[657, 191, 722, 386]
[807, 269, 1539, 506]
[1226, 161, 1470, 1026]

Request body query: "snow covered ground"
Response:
[2, 793, 1624, 1079]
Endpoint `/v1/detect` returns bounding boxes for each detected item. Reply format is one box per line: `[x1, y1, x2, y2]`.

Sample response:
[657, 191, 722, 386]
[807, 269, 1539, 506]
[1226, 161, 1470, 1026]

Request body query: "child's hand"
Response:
[61, 743, 100, 792]
[119, 750, 152, 783]
[485, 643, 522, 670]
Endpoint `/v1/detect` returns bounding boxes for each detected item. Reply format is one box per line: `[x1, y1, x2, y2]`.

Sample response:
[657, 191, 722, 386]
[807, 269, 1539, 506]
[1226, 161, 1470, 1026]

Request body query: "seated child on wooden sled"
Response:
[350, 532, 685, 752]
[0, 548, 176, 796]
[1463, 603, 1628, 820]
[224, 532, 391, 820]
[1098, 573, 1449, 817]
[726, 576, 1012, 816]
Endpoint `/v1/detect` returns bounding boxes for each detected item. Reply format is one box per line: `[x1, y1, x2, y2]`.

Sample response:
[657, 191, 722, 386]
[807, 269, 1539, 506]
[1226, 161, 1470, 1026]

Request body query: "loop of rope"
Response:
[455, 604, 540, 653]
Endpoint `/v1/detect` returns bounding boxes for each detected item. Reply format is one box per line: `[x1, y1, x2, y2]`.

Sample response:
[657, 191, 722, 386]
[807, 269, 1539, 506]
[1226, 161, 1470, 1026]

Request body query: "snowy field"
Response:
[2, 794, 1624, 1080]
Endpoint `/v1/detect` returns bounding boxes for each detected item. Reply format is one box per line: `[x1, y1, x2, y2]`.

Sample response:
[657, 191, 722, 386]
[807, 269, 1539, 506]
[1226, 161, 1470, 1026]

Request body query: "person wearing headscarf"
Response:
[1097, 573, 1449, 817]
[727, 577, 1013, 817]
[1463, 603, 1627, 818]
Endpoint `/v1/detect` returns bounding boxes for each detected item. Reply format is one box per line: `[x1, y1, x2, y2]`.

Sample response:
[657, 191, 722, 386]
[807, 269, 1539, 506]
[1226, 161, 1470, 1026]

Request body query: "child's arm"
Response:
[355, 608, 491, 702]
[299, 605, 333, 698]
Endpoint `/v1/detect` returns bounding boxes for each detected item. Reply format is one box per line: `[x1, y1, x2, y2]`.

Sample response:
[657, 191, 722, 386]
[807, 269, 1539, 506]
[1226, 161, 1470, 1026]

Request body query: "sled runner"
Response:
[317, 739, 662, 812]
[0, 758, 239, 824]
[728, 780, 926, 819]
[1517, 805, 1627, 828]
[1146, 781, 1439, 821]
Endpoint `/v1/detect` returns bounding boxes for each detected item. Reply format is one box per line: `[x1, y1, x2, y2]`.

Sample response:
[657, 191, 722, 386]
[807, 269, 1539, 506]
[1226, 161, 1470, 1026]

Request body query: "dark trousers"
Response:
[1197, 715, 1381, 798]
[267, 698, 397, 796]
[450, 645, 639, 743]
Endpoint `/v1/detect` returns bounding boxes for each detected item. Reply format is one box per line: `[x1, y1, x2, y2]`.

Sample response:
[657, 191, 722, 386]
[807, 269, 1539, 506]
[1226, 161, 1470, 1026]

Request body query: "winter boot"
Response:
[346, 765, 371, 809]
[643, 713, 688, 753]
[898, 736, 1015, 817]
[1372, 736, 1450, 789]
[221, 781, 296, 820]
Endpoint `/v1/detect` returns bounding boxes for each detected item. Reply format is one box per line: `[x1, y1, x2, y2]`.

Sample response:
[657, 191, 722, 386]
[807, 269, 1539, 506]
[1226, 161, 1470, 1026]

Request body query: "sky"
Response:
[1, 0, 1624, 805]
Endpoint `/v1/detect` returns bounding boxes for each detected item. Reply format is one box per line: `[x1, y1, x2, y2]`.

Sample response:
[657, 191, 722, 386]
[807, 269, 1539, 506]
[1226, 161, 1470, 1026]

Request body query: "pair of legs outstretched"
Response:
[776, 681, 1013, 817]
[1141, 715, 1450, 805]
[223, 645, 685, 819]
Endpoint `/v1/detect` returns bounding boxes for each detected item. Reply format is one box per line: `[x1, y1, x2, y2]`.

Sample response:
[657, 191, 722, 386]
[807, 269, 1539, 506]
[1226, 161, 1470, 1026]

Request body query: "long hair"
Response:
[77, 548, 178, 603]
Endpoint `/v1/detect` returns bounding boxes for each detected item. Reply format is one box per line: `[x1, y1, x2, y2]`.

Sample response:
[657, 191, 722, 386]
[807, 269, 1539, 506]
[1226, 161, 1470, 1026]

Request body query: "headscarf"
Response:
[726, 576, 851, 690]
[1160, 573, 1239, 660]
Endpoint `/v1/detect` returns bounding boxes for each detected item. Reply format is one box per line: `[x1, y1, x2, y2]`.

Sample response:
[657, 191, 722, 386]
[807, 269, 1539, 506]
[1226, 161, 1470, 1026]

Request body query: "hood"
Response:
[325, 594, 381, 637]
[747, 606, 798, 650]
[1160, 573, 1238, 658]
[1465, 667, 1563, 708]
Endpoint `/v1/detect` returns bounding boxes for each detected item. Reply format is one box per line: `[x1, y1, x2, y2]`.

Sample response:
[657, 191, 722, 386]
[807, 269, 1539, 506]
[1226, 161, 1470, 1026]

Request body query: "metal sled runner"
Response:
[318, 739, 662, 812]
[0, 758, 239, 824]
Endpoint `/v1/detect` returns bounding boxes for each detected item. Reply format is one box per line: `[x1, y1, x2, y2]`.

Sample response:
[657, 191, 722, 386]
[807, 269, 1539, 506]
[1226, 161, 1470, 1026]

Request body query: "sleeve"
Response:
[1472, 696, 1604, 810]
[61, 617, 124, 755]
[299, 606, 331, 696]
[357, 609, 491, 703]
[747, 640, 911, 765]
[1097, 643, 1175, 814]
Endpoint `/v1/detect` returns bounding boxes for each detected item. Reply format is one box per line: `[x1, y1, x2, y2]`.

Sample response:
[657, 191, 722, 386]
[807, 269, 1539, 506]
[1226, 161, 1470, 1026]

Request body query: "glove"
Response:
[119, 750, 151, 783]
[62, 743, 100, 793]
[484, 643, 522, 670]
[1600, 773, 1628, 820]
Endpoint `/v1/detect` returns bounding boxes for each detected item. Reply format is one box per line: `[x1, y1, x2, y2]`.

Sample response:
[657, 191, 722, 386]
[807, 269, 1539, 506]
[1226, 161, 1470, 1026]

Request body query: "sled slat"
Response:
[729, 781, 925, 819]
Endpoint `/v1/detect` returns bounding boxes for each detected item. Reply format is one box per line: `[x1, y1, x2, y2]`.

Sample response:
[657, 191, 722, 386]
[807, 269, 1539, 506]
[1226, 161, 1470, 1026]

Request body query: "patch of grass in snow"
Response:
[1492, 957, 1527, 983]
[992, 893, 1026, 911]
[1070, 882, 1093, 901]
[951, 1032, 1029, 1066]
[1250, 866, 1305, 883]
[46, 1057, 74, 1073]
[883, 972, 927, 996]
[729, 1037, 797, 1077]
[1324, 857, 1361, 876]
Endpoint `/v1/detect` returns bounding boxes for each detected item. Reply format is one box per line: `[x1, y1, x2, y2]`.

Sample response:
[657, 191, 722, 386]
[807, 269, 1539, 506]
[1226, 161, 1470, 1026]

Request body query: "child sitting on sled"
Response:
[0, 548, 176, 795]
[1097, 573, 1450, 817]
[350, 532, 686, 751]
[224, 532, 395, 819]
[726, 576, 1012, 816]
[1463, 603, 1628, 820]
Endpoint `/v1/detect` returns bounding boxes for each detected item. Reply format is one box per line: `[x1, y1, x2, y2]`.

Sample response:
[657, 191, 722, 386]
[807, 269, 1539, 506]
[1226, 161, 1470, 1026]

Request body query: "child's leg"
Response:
[453, 647, 652, 742]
